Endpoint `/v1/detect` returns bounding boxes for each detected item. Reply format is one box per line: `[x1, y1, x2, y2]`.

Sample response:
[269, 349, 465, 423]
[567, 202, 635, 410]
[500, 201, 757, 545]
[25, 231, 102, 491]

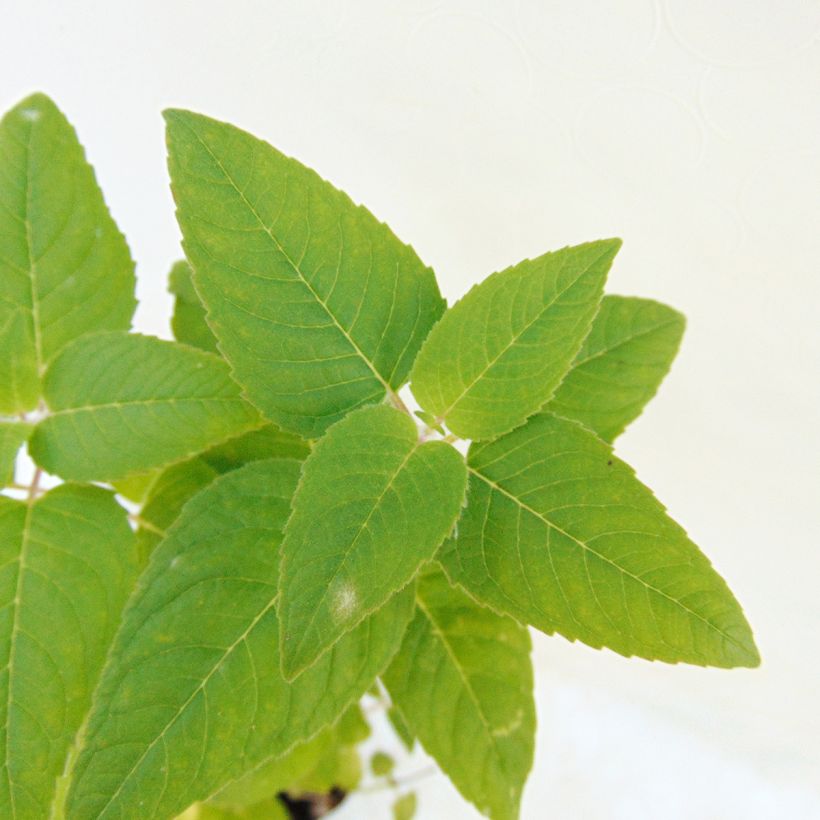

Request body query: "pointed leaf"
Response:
[546, 295, 685, 441]
[29, 331, 261, 481]
[165, 109, 446, 438]
[0, 93, 136, 413]
[279, 404, 467, 678]
[0, 484, 137, 817]
[66, 460, 414, 820]
[169, 259, 219, 353]
[383, 567, 534, 820]
[0, 422, 31, 485]
[393, 792, 417, 820]
[441, 412, 759, 668]
[409, 240, 620, 440]
[134, 424, 310, 562]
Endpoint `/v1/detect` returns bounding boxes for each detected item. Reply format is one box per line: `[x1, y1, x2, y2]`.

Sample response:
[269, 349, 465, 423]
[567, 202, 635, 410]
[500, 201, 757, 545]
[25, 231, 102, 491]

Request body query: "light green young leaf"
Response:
[0, 93, 136, 414]
[29, 331, 261, 481]
[0, 422, 31, 485]
[546, 295, 685, 441]
[66, 460, 414, 820]
[370, 751, 394, 777]
[441, 412, 759, 668]
[393, 792, 417, 820]
[168, 260, 219, 353]
[0, 484, 137, 818]
[164, 109, 446, 438]
[383, 566, 535, 820]
[278, 404, 467, 679]
[409, 240, 620, 440]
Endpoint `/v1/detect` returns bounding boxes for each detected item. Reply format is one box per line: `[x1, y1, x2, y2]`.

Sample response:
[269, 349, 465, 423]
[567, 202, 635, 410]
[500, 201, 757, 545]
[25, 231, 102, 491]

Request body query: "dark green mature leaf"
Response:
[278, 404, 467, 679]
[165, 109, 446, 438]
[0, 484, 137, 818]
[29, 331, 261, 481]
[383, 566, 535, 820]
[0, 93, 136, 414]
[0, 421, 31, 485]
[409, 240, 620, 440]
[66, 461, 414, 820]
[546, 295, 685, 441]
[169, 259, 219, 353]
[441, 413, 759, 668]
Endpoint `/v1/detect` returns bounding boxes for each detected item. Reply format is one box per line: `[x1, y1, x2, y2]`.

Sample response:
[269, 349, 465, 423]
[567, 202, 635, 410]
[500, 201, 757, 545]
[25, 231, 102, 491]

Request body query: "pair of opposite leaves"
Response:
[0, 94, 757, 820]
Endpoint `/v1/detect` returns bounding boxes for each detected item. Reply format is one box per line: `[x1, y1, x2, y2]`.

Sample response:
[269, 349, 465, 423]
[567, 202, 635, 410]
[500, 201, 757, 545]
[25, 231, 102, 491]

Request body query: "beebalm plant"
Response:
[0, 92, 758, 820]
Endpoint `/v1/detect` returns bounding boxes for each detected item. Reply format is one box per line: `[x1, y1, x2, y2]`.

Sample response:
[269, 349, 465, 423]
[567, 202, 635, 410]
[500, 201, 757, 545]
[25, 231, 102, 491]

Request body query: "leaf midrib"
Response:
[88, 591, 279, 819]
[283, 434, 421, 673]
[46, 397, 246, 417]
[413, 592, 512, 798]
[182, 122, 394, 400]
[468, 465, 750, 658]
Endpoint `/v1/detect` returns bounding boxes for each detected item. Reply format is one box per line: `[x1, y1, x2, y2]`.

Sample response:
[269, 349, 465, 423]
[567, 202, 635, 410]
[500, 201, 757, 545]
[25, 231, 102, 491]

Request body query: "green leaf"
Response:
[370, 751, 394, 777]
[169, 260, 219, 353]
[213, 704, 366, 809]
[0, 93, 136, 414]
[134, 424, 311, 562]
[29, 331, 261, 481]
[393, 792, 417, 820]
[164, 109, 446, 438]
[200, 424, 311, 472]
[111, 469, 160, 504]
[0, 422, 31, 485]
[387, 706, 415, 751]
[179, 798, 288, 820]
[134, 455, 219, 562]
[383, 566, 534, 820]
[0, 484, 137, 818]
[546, 295, 685, 441]
[409, 240, 620, 441]
[278, 404, 467, 679]
[66, 460, 414, 820]
[441, 412, 759, 668]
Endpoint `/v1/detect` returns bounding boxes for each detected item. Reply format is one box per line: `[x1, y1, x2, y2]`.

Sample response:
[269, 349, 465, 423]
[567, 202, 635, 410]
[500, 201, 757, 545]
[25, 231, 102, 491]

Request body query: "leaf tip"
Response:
[6, 91, 59, 124]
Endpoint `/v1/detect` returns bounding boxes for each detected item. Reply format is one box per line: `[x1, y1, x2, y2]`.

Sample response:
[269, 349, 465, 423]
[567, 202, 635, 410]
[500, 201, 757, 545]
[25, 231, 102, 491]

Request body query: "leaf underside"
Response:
[440, 412, 759, 668]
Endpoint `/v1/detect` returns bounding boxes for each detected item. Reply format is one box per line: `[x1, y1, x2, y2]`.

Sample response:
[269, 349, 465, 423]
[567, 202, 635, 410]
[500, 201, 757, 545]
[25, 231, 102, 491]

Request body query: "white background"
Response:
[2, 2, 819, 817]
